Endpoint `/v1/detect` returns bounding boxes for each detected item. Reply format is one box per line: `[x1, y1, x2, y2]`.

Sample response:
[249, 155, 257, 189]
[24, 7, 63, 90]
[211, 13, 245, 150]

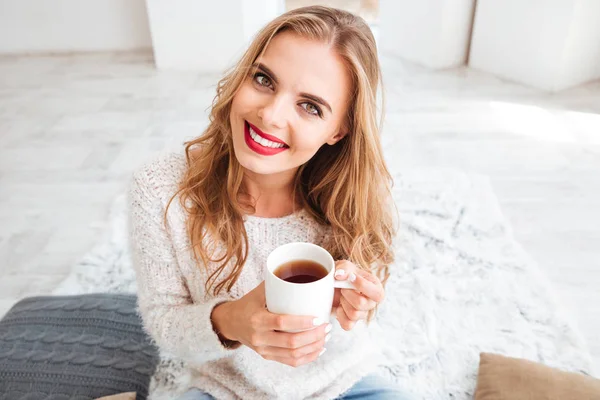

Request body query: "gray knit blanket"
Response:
[0, 293, 159, 400]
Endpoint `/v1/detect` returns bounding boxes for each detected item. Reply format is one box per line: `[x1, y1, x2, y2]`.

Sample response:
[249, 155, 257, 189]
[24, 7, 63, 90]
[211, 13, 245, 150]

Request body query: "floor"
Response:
[0, 51, 598, 372]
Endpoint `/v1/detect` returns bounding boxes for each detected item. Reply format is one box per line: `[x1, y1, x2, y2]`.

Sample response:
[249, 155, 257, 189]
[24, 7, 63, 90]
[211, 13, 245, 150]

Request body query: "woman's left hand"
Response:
[332, 260, 385, 331]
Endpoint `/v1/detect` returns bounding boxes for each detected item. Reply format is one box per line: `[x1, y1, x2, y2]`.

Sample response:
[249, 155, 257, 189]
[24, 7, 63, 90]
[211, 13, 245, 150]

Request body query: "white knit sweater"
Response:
[128, 151, 382, 400]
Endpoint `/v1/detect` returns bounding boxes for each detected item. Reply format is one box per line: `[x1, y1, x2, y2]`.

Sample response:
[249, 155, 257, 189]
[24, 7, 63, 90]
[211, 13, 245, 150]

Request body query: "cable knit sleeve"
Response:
[128, 170, 240, 367]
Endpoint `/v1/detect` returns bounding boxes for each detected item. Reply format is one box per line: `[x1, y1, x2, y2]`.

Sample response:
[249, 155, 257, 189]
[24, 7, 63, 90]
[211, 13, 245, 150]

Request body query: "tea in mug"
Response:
[273, 260, 328, 284]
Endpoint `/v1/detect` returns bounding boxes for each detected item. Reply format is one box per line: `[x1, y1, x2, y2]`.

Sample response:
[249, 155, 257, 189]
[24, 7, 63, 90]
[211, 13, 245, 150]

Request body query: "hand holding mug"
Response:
[333, 260, 385, 331]
[211, 282, 331, 368]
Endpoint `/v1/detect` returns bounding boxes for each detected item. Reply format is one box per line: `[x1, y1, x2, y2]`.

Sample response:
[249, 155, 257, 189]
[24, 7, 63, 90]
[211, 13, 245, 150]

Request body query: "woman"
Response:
[129, 6, 406, 400]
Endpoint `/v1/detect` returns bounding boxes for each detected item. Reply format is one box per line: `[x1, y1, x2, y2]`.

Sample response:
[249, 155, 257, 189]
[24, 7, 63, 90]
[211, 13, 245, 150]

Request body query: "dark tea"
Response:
[274, 260, 328, 284]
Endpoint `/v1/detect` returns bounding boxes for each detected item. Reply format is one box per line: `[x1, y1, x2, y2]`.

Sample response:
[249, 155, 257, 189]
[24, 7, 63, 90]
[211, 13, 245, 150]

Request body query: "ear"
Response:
[326, 130, 347, 145]
[327, 118, 350, 145]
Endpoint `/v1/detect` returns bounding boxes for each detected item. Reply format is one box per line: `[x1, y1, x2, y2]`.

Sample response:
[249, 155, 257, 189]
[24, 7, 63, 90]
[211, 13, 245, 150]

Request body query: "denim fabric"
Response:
[175, 374, 410, 400]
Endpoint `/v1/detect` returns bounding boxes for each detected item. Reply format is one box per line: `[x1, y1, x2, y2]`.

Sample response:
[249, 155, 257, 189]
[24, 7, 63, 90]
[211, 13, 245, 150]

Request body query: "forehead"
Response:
[259, 31, 351, 113]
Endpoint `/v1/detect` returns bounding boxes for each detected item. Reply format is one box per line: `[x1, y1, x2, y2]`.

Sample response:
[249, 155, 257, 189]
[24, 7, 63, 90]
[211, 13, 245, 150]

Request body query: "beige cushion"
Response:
[95, 392, 136, 400]
[475, 353, 600, 400]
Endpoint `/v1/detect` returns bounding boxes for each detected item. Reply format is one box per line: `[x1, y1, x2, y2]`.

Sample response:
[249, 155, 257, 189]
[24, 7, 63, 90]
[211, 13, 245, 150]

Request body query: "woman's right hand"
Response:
[211, 282, 332, 368]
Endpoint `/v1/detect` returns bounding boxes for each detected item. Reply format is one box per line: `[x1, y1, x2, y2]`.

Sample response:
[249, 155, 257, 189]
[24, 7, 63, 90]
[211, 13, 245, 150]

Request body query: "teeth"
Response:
[249, 126, 285, 148]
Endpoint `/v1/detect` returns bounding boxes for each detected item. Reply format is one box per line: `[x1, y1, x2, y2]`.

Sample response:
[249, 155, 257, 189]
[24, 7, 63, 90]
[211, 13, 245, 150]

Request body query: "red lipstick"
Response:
[244, 121, 289, 156]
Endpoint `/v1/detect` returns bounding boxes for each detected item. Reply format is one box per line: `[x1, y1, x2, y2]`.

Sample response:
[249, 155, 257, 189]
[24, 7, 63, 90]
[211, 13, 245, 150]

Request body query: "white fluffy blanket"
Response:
[53, 168, 593, 399]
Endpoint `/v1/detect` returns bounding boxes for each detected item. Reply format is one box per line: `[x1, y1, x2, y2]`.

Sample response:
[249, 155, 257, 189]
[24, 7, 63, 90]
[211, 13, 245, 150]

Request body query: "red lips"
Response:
[244, 121, 289, 156]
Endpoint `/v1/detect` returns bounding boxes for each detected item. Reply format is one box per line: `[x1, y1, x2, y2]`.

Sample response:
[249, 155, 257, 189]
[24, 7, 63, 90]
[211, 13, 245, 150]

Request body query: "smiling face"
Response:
[229, 31, 352, 178]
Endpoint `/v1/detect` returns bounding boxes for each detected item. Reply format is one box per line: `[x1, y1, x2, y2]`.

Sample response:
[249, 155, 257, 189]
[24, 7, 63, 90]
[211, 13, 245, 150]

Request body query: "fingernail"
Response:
[334, 270, 345, 278]
[325, 333, 331, 343]
[313, 318, 324, 326]
[319, 348, 327, 357]
[325, 323, 332, 333]
[349, 273, 357, 283]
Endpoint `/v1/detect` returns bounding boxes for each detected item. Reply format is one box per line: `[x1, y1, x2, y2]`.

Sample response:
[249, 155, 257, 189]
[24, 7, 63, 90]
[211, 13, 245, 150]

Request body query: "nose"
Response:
[257, 94, 288, 131]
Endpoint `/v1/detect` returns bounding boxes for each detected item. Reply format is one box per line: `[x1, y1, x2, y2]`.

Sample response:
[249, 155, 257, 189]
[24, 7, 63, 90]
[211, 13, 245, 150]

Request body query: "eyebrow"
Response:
[252, 62, 333, 114]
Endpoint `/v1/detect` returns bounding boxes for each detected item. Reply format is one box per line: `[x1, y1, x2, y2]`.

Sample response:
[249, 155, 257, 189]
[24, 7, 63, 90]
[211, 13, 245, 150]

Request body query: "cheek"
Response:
[290, 123, 335, 152]
[231, 83, 255, 118]
[295, 137, 324, 153]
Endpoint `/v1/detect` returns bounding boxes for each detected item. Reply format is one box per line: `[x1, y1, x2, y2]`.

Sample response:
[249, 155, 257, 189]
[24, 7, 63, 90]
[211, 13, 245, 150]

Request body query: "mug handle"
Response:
[333, 280, 355, 290]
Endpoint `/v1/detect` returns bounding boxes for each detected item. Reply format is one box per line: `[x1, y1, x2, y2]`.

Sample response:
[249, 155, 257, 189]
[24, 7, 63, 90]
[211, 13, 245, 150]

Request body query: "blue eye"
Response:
[300, 102, 322, 117]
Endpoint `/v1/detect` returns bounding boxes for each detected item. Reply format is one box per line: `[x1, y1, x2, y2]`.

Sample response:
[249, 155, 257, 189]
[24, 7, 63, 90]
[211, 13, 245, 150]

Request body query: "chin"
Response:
[236, 155, 282, 176]
[232, 137, 282, 176]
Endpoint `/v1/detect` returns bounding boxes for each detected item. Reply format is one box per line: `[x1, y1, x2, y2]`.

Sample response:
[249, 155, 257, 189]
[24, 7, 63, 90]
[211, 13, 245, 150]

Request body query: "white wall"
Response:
[146, 0, 283, 72]
[379, 0, 475, 69]
[469, 0, 600, 91]
[242, 0, 283, 44]
[558, 0, 600, 90]
[146, 0, 244, 71]
[0, 0, 152, 54]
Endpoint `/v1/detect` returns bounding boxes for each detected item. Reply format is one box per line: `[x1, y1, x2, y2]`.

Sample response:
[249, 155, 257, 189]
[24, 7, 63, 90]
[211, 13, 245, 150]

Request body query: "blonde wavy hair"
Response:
[169, 6, 396, 296]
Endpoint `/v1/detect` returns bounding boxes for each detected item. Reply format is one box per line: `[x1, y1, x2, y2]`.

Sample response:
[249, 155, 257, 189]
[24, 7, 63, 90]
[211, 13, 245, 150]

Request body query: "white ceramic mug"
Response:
[265, 242, 354, 328]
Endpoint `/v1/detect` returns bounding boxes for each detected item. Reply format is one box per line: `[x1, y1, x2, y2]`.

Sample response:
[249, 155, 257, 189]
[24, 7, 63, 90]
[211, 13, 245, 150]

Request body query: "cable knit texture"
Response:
[0, 294, 158, 400]
[128, 152, 382, 400]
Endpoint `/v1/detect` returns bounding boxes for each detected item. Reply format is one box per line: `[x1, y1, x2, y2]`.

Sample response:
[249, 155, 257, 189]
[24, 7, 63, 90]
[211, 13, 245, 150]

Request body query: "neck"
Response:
[242, 168, 300, 218]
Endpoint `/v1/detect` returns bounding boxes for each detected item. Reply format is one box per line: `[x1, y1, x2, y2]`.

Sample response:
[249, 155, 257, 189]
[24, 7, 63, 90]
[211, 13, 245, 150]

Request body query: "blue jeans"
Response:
[175, 374, 410, 399]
